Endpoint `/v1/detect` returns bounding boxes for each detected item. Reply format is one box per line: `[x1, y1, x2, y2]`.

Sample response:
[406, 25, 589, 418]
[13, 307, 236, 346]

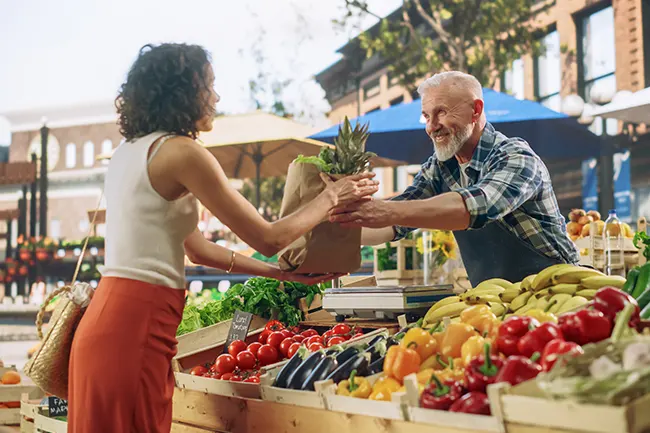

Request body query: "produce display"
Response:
[177, 278, 324, 335]
[187, 321, 365, 383]
[565, 208, 634, 241]
[627, 232, 650, 319]
[0, 369, 22, 410]
[423, 264, 625, 326]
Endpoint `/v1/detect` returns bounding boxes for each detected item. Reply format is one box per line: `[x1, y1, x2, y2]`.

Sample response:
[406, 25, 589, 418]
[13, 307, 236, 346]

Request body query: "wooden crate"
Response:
[0, 368, 44, 426]
[19, 393, 45, 433]
[173, 315, 268, 372]
[373, 239, 424, 286]
[401, 374, 501, 431]
[33, 412, 67, 433]
[488, 380, 650, 433]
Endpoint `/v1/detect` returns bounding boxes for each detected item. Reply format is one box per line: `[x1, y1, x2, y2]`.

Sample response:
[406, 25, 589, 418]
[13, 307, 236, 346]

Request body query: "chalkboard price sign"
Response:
[48, 396, 68, 418]
[222, 310, 254, 353]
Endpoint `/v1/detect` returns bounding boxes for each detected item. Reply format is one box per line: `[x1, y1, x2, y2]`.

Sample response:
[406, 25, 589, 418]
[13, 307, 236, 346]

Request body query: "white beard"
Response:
[433, 123, 474, 161]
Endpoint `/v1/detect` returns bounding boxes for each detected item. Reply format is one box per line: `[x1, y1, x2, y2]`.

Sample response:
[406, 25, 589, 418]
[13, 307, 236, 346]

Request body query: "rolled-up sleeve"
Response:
[456, 147, 543, 229]
[389, 158, 438, 240]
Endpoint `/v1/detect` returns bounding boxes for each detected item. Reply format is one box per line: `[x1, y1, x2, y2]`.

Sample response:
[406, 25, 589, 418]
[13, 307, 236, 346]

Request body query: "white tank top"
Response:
[101, 132, 199, 289]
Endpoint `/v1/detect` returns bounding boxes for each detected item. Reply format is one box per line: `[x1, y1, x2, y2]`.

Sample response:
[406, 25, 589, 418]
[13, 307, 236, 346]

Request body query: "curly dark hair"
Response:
[115, 43, 213, 140]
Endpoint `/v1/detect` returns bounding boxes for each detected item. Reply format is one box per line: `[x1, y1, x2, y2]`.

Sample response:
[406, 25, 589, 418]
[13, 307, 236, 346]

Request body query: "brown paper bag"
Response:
[278, 162, 362, 274]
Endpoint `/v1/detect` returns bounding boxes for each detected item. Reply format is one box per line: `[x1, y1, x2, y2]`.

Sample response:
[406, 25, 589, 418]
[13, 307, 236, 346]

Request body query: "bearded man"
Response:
[329, 71, 580, 286]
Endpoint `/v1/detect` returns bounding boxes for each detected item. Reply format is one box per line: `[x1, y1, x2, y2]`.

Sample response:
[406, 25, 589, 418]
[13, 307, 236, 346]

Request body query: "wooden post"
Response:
[30, 154, 38, 238]
[5, 217, 12, 259]
[39, 124, 48, 237]
[17, 188, 26, 240]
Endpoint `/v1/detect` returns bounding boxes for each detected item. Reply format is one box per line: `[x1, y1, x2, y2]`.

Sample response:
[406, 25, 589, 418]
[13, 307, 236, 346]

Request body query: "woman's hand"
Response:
[320, 172, 379, 208]
[265, 263, 343, 285]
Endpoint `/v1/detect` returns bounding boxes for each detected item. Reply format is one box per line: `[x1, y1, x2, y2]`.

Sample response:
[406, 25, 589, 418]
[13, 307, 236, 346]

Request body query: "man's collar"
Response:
[436, 122, 497, 172]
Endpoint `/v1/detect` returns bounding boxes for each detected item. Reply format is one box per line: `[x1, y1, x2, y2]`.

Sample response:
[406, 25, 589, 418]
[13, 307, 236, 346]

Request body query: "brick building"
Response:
[314, 0, 650, 216]
[1, 101, 119, 242]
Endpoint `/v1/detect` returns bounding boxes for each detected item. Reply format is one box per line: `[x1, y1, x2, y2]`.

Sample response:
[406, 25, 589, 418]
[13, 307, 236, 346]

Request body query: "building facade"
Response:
[315, 0, 650, 215]
[1, 102, 119, 242]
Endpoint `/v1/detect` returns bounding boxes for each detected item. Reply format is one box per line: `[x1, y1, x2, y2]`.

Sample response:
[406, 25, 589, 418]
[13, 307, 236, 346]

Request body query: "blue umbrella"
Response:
[310, 88, 603, 164]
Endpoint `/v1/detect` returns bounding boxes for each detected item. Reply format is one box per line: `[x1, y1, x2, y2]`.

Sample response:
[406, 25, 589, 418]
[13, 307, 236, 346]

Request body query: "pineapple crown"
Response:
[322, 117, 376, 175]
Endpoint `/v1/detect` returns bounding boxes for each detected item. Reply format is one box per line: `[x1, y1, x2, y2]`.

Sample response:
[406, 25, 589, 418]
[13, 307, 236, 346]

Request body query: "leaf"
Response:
[306, 292, 316, 308]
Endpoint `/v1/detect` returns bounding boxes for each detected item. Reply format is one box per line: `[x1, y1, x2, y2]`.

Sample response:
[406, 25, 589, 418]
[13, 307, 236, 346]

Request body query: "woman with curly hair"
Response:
[67, 43, 378, 432]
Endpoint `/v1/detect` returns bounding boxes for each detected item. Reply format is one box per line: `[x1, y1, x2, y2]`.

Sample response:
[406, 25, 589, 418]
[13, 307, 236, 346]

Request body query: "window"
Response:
[535, 30, 561, 111]
[83, 141, 95, 167]
[390, 95, 405, 106]
[50, 219, 61, 239]
[365, 106, 380, 114]
[65, 143, 76, 168]
[579, 6, 617, 135]
[504, 58, 525, 99]
[101, 139, 113, 156]
[363, 77, 380, 100]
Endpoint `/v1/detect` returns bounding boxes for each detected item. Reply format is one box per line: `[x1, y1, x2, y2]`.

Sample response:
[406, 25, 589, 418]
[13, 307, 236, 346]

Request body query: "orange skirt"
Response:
[68, 277, 185, 433]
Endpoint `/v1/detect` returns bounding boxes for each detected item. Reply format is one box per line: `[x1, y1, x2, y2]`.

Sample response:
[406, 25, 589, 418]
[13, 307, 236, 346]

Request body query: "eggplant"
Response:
[364, 339, 387, 364]
[325, 352, 371, 384]
[365, 334, 385, 348]
[367, 355, 385, 375]
[285, 350, 327, 390]
[274, 346, 310, 388]
[300, 356, 338, 391]
[335, 346, 362, 365]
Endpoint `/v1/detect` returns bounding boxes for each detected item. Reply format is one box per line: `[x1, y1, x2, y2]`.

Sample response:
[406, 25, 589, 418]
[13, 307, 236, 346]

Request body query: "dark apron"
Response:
[440, 181, 564, 287]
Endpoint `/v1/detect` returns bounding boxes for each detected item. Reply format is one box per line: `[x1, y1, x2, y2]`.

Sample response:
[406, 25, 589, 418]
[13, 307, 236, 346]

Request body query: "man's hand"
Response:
[328, 199, 394, 228]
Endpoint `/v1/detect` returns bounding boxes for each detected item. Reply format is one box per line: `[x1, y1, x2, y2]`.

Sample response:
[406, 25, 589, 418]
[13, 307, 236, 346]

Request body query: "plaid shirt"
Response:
[392, 122, 580, 264]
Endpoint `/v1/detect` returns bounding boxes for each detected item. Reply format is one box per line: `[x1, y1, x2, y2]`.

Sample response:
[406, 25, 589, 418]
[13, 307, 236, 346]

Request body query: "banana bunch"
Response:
[422, 264, 627, 326]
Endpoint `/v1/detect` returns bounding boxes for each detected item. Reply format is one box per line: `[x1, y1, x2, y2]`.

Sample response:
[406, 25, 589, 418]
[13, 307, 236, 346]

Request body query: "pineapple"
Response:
[296, 116, 376, 174]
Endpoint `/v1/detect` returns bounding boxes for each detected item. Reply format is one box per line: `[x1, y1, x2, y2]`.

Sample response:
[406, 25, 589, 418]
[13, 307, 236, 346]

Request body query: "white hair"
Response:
[417, 71, 483, 100]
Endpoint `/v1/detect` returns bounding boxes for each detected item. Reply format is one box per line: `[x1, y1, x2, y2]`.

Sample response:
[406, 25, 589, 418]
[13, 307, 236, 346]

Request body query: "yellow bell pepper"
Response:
[368, 376, 401, 401]
[417, 368, 434, 384]
[460, 335, 496, 367]
[440, 322, 477, 359]
[336, 370, 372, 398]
[435, 356, 465, 382]
[460, 305, 500, 339]
[401, 328, 437, 361]
[524, 308, 558, 323]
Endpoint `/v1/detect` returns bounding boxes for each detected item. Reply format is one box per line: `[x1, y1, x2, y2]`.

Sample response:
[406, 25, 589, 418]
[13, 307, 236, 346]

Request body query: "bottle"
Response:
[602, 209, 625, 277]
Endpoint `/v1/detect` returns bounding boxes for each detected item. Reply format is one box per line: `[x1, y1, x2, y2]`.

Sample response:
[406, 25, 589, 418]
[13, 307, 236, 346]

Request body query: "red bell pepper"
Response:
[449, 392, 491, 416]
[497, 316, 540, 357]
[464, 343, 504, 393]
[557, 309, 612, 345]
[517, 322, 563, 358]
[540, 339, 584, 372]
[419, 374, 464, 411]
[495, 353, 542, 386]
[592, 287, 640, 328]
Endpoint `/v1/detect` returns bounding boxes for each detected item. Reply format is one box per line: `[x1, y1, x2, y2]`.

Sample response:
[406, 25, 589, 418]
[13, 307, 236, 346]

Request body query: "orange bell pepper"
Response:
[384, 343, 421, 382]
[460, 305, 500, 339]
[369, 376, 401, 401]
[401, 328, 437, 361]
[440, 322, 477, 359]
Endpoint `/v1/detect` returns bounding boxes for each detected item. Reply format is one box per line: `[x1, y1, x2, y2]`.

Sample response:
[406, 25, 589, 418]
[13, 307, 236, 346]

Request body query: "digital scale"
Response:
[322, 285, 456, 320]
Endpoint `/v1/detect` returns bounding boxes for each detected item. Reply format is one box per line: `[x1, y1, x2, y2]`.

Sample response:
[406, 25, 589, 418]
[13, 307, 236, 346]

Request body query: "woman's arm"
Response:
[184, 230, 338, 285]
[172, 139, 377, 257]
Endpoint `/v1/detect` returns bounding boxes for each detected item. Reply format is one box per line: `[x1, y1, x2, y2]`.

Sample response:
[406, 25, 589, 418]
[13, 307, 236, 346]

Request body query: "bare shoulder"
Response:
[160, 135, 211, 165]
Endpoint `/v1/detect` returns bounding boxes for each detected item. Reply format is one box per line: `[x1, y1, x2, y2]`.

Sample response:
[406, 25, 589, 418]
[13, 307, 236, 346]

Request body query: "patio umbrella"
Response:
[590, 87, 650, 124]
[200, 112, 404, 207]
[310, 88, 603, 164]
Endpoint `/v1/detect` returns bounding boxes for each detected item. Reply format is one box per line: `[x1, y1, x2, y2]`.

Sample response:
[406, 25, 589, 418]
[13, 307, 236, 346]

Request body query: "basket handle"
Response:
[35, 192, 104, 340]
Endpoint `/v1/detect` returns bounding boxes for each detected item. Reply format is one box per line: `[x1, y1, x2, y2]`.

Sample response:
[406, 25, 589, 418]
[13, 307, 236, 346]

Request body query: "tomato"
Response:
[280, 329, 294, 339]
[305, 335, 322, 347]
[267, 331, 286, 349]
[292, 335, 305, 343]
[265, 320, 285, 332]
[214, 354, 237, 374]
[288, 326, 302, 334]
[279, 338, 295, 357]
[327, 336, 345, 347]
[301, 329, 318, 338]
[244, 376, 261, 383]
[236, 351, 257, 370]
[228, 340, 248, 357]
[308, 342, 324, 352]
[259, 329, 272, 344]
[322, 330, 334, 342]
[190, 366, 208, 376]
[332, 324, 352, 336]
[230, 375, 242, 382]
[287, 342, 302, 359]
[209, 363, 219, 373]
[247, 342, 263, 358]
[221, 373, 234, 381]
[257, 345, 279, 366]
[212, 373, 222, 380]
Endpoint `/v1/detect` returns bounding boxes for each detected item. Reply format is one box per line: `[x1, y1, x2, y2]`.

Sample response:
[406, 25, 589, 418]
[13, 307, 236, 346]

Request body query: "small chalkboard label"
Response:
[222, 310, 254, 353]
[47, 396, 68, 418]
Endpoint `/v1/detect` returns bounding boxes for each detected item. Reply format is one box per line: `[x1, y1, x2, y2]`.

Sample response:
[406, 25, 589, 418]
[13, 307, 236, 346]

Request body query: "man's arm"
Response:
[361, 227, 395, 246]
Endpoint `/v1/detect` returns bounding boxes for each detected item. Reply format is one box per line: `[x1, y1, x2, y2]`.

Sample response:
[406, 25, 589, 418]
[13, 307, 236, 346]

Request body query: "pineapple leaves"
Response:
[296, 116, 376, 175]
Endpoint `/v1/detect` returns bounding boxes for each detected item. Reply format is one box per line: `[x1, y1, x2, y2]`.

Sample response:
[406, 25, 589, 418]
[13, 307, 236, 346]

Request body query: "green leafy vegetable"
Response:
[633, 231, 650, 261]
[294, 154, 334, 173]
